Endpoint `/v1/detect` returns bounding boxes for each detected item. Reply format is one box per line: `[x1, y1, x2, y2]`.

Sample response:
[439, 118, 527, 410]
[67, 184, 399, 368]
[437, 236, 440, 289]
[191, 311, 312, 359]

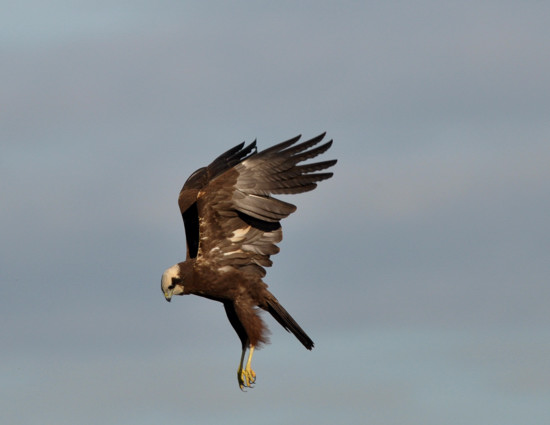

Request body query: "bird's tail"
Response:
[265, 297, 314, 350]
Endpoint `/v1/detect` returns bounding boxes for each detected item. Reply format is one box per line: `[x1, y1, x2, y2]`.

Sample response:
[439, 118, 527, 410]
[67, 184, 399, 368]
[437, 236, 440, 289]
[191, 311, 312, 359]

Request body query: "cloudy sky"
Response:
[2, 1, 549, 424]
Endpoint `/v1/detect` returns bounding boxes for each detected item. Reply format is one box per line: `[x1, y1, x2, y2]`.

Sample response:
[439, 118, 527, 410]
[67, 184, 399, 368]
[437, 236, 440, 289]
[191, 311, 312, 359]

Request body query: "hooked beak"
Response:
[164, 289, 173, 302]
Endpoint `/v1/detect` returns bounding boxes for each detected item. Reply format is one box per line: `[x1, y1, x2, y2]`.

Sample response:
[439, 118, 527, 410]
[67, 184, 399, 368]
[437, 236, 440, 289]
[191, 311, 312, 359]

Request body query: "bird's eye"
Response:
[170, 277, 183, 287]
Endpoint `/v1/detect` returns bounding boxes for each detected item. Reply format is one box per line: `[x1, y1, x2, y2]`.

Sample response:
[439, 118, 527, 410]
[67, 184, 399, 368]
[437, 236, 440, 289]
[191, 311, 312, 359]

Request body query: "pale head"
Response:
[161, 264, 184, 302]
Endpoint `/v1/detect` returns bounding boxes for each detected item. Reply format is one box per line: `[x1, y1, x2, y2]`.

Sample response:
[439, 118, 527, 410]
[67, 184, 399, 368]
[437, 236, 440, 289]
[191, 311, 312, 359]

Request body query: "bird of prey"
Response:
[161, 133, 336, 389]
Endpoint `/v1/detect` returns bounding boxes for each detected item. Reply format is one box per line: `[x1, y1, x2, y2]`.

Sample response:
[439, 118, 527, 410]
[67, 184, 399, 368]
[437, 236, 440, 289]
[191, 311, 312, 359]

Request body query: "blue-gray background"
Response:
[2, 1, 549, 424]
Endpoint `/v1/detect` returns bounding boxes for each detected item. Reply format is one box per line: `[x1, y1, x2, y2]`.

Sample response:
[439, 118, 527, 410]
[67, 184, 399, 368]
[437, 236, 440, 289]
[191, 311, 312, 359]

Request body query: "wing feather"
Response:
[189, 133, 336, 279]
[178, 141, 257, 258]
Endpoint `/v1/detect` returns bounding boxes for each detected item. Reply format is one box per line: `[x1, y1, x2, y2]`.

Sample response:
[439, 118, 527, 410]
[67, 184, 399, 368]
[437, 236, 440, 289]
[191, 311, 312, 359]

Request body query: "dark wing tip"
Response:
[206, 139, 257, 181]
[259, 134, 302, 155]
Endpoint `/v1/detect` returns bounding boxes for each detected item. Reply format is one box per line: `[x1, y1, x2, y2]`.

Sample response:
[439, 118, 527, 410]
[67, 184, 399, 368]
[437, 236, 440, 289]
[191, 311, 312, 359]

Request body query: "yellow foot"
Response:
[237, 366, 256, 390]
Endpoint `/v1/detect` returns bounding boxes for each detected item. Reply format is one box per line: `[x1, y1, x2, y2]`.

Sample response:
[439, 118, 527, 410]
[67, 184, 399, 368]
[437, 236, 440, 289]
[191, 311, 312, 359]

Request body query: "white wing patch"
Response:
[218, 265, 233, 273]
[229, 225, 251, 243]
[223, 249, 244, 257]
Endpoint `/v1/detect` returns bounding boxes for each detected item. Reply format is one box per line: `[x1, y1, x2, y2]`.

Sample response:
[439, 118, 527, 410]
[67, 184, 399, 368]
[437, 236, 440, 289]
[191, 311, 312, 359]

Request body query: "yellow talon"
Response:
[238, 366, 256, 389]
[237, 345, 257, 390]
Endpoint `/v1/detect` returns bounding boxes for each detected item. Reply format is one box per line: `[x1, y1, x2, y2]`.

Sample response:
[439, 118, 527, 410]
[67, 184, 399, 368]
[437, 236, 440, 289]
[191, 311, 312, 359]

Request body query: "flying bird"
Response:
[161, 133, 336, 389]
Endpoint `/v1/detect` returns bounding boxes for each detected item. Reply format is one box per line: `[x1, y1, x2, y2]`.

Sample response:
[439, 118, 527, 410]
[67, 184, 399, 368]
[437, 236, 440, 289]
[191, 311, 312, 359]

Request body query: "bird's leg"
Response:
[245, 345, 256, 382]
[237, 347, 246, 389]
[237, 345, 256, 390]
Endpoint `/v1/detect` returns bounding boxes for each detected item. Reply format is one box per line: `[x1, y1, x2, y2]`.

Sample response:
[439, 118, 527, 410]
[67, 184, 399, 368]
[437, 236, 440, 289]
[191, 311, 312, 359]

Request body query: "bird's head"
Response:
[161, 264, 184, 302]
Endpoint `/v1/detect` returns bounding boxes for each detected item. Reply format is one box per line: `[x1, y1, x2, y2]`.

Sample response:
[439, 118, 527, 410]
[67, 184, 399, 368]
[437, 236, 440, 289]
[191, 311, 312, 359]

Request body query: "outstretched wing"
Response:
[178, 141, 257, 259]
[195, 133, 336, 278]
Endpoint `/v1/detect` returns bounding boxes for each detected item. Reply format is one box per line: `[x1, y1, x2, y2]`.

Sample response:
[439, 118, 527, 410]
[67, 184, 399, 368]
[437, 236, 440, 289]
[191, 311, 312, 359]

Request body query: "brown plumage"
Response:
[160, 133, 336, 389]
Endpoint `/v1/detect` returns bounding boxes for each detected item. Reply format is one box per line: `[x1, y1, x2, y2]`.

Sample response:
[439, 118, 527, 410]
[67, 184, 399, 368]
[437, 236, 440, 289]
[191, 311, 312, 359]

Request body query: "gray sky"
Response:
[2, 1, 550, 424]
